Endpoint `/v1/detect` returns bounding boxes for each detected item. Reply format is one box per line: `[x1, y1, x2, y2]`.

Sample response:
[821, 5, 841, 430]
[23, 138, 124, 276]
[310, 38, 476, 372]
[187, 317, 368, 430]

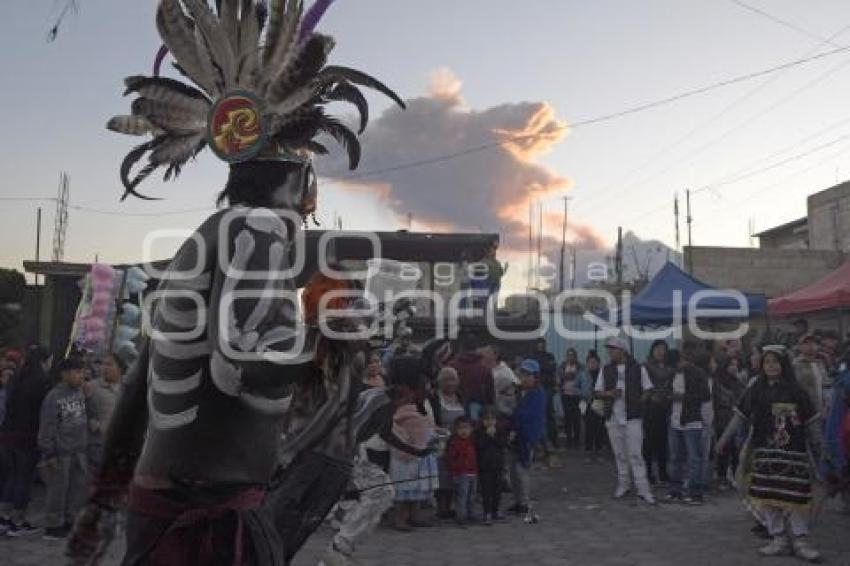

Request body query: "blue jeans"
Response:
[667, 427, 704, 497]
[0, 446, 40, 519]
[453, 474, 478, 521]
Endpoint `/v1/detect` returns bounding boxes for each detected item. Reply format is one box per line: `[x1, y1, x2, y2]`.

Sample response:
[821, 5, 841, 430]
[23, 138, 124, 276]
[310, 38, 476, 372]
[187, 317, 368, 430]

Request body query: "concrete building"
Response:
[23, 230, 503, 354]
[755, 217, 808, 250]
[686, 180, 850, 300]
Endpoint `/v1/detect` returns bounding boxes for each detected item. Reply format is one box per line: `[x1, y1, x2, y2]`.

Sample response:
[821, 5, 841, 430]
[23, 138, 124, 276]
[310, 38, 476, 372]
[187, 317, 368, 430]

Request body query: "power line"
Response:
[333, 44, 850, 183]
[622, 133, 850, 227]
[67, 204, 215, 217]
[729, 0, 840, 47]
[693, 133, 850, 194]
[0, 197, 57, 202]
[573, 19, 850, 215]
[7, 41, 850, 218]
[705, 139, 850, 220]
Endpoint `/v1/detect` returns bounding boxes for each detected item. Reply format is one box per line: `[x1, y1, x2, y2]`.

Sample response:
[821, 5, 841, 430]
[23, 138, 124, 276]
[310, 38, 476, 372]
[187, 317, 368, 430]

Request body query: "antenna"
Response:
[525, 201, 534, 292]
[534, 201, 543, 290]
[748, 217, 755, 248]
[52, 172, 70, 262]
[674, 193, 680, 257]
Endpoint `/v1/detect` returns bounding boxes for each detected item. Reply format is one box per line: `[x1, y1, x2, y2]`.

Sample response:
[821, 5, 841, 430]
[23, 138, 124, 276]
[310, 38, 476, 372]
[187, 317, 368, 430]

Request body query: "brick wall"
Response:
[684, 246, 844, 298]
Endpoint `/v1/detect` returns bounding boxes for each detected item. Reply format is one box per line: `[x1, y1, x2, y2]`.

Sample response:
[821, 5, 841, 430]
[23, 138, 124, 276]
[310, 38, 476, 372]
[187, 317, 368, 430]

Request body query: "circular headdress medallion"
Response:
[208, 91, 268, 163]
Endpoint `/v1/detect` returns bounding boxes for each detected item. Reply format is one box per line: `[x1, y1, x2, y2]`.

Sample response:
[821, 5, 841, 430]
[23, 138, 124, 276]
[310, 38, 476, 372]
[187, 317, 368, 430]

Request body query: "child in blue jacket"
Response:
[507, 359, 547, 515]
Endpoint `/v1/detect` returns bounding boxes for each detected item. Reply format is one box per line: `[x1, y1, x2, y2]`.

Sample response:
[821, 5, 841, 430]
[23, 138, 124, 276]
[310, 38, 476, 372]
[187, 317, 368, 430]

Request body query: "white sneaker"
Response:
[614, 486, 630, 499]
[759, 536, 791, 557]
[318, 546, 352, 566]
[639, 493, 657, 505]
[792, 537, 822, 563]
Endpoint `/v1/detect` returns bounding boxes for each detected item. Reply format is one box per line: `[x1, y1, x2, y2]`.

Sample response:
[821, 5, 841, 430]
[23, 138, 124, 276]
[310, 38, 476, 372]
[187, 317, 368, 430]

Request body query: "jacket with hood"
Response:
[450, 352, 494, 406]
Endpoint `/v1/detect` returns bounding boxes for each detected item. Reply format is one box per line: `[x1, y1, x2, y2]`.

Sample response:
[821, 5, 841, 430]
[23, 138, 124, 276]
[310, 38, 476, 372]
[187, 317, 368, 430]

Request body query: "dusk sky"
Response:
[4, 0, 850, 292]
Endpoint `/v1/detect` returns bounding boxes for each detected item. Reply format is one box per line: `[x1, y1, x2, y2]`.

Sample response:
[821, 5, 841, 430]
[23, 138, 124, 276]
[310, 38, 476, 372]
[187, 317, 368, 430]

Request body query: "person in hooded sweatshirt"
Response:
[449, 338, 495, 423]
[0, 344, 53, 537]
[38, 355, 89, 540]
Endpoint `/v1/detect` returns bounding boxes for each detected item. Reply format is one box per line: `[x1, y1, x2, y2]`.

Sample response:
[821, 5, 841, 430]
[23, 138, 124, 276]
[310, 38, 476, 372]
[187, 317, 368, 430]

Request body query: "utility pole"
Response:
[525, 201, 534, 293]
[35, 207, 42, 341]
[748, 217, 755, 248]
[686, 189, 693, 273]
[559, 196, 571, 293]
[615, 226, 623, 288]
[52, 172, 70, 262]
[35, 208, 42, 285]
[674, 193, 680, 259]
[536, 202, 543, 291]
[570, 245, 577, 289]
[407, 212, 413, 231]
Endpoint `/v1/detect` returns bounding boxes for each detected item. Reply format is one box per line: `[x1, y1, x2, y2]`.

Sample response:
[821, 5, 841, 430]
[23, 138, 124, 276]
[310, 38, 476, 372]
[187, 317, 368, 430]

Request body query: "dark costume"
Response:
[736, 376, 818, 511]
[66, 1, 405, 564]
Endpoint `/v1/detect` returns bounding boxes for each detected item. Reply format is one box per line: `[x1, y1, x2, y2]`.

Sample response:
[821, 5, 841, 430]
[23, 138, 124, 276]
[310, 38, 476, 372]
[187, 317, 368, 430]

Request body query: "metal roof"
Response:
[24, 230, 500, 283]
[752, 217, 808, 238]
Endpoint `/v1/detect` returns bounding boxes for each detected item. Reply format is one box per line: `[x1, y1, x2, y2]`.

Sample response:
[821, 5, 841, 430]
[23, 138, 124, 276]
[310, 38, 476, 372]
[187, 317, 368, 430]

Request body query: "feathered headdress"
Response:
[108, 0, 405, 201]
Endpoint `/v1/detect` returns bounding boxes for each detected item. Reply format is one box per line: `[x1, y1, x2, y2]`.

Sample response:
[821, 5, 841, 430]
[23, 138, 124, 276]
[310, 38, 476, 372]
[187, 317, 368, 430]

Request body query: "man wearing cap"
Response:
[507, 359, 547, 515]
[793, 333, 828, 418]
[594, 337, 656, 503]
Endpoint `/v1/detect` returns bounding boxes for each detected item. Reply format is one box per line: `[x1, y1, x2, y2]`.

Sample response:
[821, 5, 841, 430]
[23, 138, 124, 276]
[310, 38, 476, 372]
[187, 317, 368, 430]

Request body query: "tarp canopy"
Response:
[603, 262, 767, 326]
[768, 261, 850, 316]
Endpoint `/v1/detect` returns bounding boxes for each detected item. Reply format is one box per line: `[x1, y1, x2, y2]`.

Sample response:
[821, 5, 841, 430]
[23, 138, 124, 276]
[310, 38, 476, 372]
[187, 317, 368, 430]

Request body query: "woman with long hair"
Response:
[583, 351, 607, 462]
[713, 356, 745, 489]
[718, 348, 823, 562]
[558, 348, 588, 449]
[643, 340, 673, 485]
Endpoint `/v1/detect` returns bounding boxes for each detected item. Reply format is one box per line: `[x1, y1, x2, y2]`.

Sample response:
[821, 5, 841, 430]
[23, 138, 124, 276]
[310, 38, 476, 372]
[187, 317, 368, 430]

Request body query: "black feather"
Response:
[267, 34, 332, 105]
[303, 140, 329, 155]
[318, 117, 361, 170]
[324, 82, 368, 133]
[268, 105, 321, 135]
[320, 65, 406, 110]
[124, 75, 210, 102]
[119, 139, 166, 201]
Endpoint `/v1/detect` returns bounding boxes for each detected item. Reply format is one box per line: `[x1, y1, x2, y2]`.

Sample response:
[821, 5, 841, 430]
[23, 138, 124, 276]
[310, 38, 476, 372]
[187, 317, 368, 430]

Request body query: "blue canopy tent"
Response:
[601, 262, 767, 327]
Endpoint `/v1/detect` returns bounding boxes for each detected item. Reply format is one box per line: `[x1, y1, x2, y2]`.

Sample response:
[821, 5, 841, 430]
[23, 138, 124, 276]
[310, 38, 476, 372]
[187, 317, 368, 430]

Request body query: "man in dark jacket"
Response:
[0, 345, 52, 537]
[449, 340, 495, 422]
[530, 339, 559, 450]
[665, 350, 711, 504]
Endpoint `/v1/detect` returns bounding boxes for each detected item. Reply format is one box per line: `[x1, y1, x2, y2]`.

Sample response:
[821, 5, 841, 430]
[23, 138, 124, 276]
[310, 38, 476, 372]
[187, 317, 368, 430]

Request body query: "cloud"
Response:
[316, 69, 675, 290]
[317, 69, 598, 248]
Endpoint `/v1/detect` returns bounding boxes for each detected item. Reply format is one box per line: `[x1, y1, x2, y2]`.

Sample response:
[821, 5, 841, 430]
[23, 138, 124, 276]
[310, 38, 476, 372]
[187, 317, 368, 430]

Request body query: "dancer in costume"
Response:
[318, 360, 436, 566]
[717, 347, 824, 562]
[66, 1, 405, 564]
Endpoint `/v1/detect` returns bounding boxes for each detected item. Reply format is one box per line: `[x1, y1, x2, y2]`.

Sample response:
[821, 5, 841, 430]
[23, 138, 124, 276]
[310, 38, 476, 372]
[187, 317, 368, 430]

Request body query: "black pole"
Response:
[35, 207, 42, 341]
[35, 207, 42, 284]
[686, 189, 693, 273]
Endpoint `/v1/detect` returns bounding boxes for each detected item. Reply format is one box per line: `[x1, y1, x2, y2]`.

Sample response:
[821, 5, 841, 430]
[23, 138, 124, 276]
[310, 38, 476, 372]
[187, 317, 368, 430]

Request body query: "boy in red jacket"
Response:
[447, 416, 478, 526]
